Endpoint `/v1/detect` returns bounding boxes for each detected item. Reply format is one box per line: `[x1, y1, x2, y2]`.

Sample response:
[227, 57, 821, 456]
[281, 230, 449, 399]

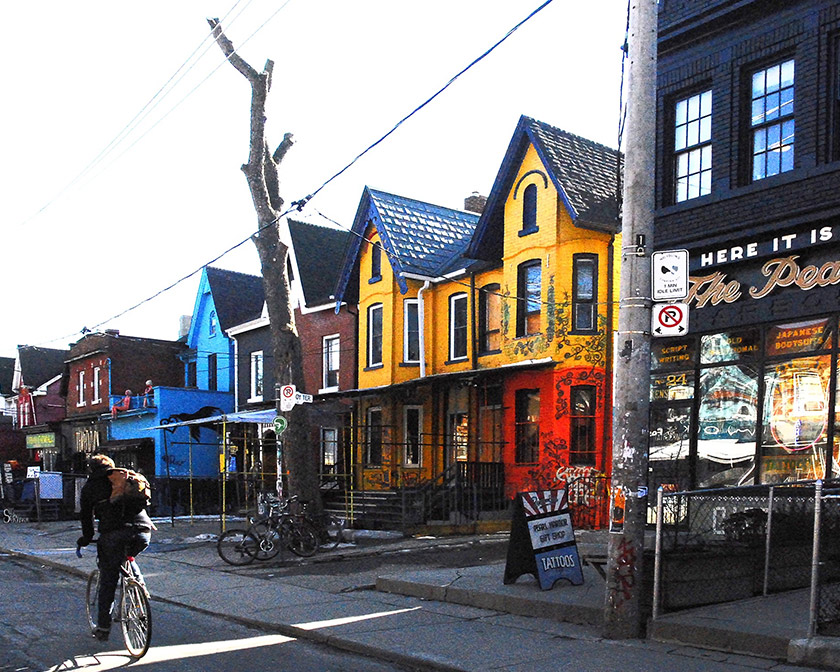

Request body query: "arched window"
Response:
[521, 183, 538, 234]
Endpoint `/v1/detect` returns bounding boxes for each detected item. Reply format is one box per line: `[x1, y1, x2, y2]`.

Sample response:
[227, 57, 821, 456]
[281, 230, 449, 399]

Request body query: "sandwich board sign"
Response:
[503, 489, 584, 590]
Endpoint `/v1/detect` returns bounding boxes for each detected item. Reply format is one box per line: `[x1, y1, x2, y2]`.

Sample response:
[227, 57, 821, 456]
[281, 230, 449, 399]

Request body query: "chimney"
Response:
[178, 315, 192, 340]
[104, 329, 120, 337]
[464, 192, 487, 214]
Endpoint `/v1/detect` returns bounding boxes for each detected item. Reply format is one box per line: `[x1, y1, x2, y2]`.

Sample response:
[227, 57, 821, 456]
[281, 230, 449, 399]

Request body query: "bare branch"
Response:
[273, 132, 295, 164]
[207, 18, 259, 82]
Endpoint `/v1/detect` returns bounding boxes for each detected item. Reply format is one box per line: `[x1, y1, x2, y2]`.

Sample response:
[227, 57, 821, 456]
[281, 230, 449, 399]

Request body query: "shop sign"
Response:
[25, 433, 56, 450]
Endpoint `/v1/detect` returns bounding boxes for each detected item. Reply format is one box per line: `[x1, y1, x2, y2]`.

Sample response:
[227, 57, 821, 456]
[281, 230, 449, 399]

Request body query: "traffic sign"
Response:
[280, 384, 296, 411]
[652, 302, 689, 337]
[273, 416, 288, 435]
[652, 249, 689, 301]
[294, 392, 313, 404]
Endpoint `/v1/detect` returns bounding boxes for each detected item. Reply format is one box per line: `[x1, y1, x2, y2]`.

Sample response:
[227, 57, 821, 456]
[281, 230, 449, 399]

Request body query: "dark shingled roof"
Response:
[204, 267, 265, 331]
[334, 188, 480, 304]
[0, 357, 14, 395]
[468, 116, 622, 261]
[17, 346, 68, 389]
[288, 220, 351, 308]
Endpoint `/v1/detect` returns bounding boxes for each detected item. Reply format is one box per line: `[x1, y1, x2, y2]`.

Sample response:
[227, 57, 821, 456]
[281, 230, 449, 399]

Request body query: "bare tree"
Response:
[208, 18, 320, 509]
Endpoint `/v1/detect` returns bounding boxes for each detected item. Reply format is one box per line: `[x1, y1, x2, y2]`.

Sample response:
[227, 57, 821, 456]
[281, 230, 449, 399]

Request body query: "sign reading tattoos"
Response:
[503, 490, 584, 590]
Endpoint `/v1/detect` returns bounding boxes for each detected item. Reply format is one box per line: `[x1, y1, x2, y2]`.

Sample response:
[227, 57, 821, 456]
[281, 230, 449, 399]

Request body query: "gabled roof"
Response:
[467, 116, 622, 261]
[15, 345, 69, 390]
[204, 267, 265, 332]
[334, 188, 480, 305]
[287, 220, 351, 308]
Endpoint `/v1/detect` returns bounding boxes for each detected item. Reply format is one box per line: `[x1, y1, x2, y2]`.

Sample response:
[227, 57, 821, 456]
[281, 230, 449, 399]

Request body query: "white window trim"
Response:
[320, 334, 340, 393]
[368, 304, 383, 367]
[403, 299, 420, 363]
[76, 370, 86, 407]
[92, 367, 101, 404]
[449, 293, 468, 361]
[403, 405, 423, 467]
[249, 350, 264, 402]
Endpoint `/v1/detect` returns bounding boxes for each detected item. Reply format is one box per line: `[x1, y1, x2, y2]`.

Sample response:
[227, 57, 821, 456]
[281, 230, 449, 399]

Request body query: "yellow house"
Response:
[333, 116, 621, 524]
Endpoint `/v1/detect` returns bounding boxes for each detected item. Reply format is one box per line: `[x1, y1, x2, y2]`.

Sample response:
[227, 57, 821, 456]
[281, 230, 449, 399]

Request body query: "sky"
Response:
[1, 0, 628, 359]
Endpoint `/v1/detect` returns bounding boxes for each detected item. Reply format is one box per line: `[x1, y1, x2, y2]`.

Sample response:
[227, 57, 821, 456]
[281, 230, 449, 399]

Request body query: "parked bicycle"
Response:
[217, 494, 318, 566]
[77, 542, 152, 658]
[298, 500, 348, 551]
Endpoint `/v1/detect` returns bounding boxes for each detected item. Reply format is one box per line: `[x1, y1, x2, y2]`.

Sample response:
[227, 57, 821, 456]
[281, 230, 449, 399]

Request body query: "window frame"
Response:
[321, 334, 340, 391]
[516, 260, 542, 337]
[569, 385, 597, 466]
[449, 293, 468, 361]
[572, 254, 598, 334]
[369, 241, 382, 283]
[749, 58, 795, 182]
[92, 366, 101, 404]
[77, 369, 86, 407]
[478, 283, 502, 354]
[367, 303, 383, 368]
[521, 183, 539, 235]
[249, 350, 264, 402]
[403, 299, 420, 364]
[187, 360, 197, 388]
[514, 388, 540, 464]
[208, 352, 218, 391]
[320, 427, 339, 475]
[403, 405, 423, 467]
[673, 89, 713, 203]
[365, 407, 383, 466]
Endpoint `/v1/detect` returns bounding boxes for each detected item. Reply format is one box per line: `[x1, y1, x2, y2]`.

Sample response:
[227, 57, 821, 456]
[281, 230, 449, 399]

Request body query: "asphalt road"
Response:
[0, 554, 412, 672]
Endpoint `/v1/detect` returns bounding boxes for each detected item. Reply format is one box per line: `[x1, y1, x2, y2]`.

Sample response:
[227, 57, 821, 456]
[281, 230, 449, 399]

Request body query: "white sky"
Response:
[0, 0, 627, 358]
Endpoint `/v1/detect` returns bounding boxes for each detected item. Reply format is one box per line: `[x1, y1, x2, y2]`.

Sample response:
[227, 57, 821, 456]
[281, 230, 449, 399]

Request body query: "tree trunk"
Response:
[208, 18, 320, 510]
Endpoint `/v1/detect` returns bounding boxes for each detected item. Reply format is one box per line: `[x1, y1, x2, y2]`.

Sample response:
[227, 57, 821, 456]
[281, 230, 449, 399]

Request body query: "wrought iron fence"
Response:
[650, 480, 840, 626]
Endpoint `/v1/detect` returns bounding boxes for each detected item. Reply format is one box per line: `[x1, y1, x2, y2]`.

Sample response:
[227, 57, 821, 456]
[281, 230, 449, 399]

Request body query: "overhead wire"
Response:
[29, 0, 608, 349]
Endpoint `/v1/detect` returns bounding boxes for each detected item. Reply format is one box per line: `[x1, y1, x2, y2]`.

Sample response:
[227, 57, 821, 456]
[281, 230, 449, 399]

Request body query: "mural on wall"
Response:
[553, 295, 608, 366]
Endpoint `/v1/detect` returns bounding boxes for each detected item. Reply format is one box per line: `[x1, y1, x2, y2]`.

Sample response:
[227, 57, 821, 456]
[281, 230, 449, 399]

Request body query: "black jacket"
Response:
[79, 468, 152, 541]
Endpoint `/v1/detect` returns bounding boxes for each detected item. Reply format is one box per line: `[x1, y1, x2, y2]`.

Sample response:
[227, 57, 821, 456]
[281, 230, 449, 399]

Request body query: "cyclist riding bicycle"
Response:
[77, 454, 153, 641]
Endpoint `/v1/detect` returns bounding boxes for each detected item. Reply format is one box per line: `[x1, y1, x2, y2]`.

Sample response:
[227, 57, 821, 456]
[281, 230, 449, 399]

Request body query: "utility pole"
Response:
[603, 0, 657, 639]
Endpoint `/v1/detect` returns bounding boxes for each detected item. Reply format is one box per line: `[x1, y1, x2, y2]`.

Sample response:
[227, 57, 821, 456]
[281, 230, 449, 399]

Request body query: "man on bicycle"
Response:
[77, 454, 153, 641]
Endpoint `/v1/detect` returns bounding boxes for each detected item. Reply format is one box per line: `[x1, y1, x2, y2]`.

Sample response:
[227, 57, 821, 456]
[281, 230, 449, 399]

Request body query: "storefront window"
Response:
[697, 364, 758, 487]
[649, 405, 692, 492]
[700, 329, 760, 364]
[761, 354, 831, 482]
[651, 337, 696, 371]
[765, 318, 832, 357]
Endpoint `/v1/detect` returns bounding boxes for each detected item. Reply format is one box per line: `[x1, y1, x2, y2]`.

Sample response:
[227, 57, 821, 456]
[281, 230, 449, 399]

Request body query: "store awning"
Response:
[144, 409, 277, 430]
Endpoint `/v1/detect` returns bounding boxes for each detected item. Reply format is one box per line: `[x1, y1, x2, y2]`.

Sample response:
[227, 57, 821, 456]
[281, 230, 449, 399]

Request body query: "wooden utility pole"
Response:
[603, 0, 657, 639]
[208, 18, 321, 509]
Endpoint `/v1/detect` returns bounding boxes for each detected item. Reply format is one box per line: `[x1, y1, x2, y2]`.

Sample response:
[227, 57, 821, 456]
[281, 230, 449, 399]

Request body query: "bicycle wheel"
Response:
[286, 518, 318, 557]
[249, 520, 282, 560]
[217, 529, 258, 566]
[121, 578, 152, 658]
[318, 514, 347, 551]
[85, 569, 100, 633]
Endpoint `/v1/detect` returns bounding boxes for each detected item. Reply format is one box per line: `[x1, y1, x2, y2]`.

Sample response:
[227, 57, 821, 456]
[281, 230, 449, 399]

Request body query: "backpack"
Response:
[107, 468, 151, 507]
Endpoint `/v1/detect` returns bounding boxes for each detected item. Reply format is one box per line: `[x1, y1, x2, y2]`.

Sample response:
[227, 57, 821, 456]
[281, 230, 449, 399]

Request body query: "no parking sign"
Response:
[652, 302, 689, 337]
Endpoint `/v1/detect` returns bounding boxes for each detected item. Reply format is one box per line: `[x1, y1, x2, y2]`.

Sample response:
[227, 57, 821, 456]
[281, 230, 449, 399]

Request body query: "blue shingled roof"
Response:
[334, 188, 480, 305]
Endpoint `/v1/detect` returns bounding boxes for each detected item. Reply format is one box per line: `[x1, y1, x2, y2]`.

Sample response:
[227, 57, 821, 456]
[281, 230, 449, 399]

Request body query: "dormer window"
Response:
[520, 184, 538, 236]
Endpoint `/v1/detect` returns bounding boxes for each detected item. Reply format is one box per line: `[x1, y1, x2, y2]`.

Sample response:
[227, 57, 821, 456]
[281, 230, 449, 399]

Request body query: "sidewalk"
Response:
[0, 517, 836, 671]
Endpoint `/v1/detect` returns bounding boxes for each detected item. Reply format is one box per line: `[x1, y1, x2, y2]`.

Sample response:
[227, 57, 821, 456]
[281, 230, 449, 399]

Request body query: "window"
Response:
[208, 353, 218, 391]
[404, 406, 422, 466]
[516, 261, 541, 337]
[478, 284, 501, 353]
[321, 427, 338, 475]
[367, 304, 383, 367]
[514, 389, 540, 463]
[365, 408, 382, 465]
[478, 384, 504, 462]
[521, 183, 538, 233]
[573, 254, 598, 332]
[570, 386, 597, 466]
[449, 412, 469, 461]
[449, 293, 468, 360]
[404, 299, 420, 363]
[751, 59, 795, 181]
[674, 90, 712, 202]
[209, 311, 218, 337]
[77, 370, 86, 407]
[250, 351, 264, 401]
[92, 367, 101, 404]
[322, 335, 340, 390]
[187, 360, 197, 387]
[370, 241, 382, 282]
